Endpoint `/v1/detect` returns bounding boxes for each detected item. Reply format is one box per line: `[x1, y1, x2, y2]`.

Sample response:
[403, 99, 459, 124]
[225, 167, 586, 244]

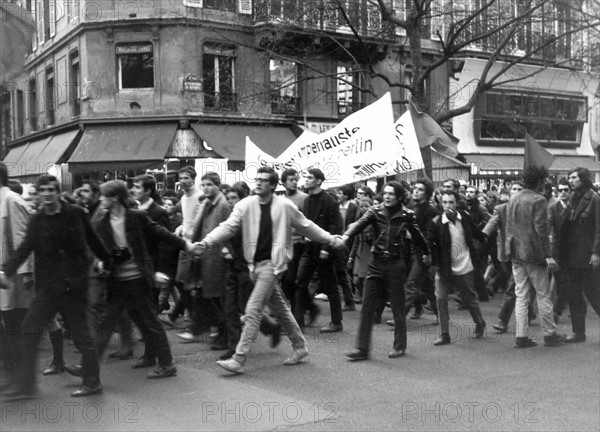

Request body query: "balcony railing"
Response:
[204, 92, 238, 112]
[271, 94, 301, 115]
[254, 0, 395, 40]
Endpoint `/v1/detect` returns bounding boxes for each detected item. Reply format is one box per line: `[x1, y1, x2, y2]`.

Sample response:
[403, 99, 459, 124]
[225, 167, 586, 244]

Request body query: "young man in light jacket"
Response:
[196, 166, 345, 374]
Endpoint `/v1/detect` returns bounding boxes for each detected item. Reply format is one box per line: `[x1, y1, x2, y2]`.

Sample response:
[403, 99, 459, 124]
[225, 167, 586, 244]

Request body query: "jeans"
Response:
[97, 278, 173, 367]
[563, 267, 600, 336]
[356, 255, 407, 352]
[233, 261, 306, 365]
[224, 262, 279, 351]
[296, 243, 342, 324]
[435, 271, 485, 336]
[512, 261, 556, 338]
[17, 288, 100, 390]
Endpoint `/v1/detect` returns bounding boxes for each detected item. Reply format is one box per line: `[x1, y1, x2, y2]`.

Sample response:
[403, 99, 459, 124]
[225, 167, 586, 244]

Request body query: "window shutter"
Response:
[238, 0, 252, 14]
[50, 0, 56, 38]
[36, 1, 44, 45]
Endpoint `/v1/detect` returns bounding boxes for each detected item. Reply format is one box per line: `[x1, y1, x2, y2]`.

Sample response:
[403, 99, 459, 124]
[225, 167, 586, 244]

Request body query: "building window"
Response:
[270, 59, 300, 115]
[337, 65, 363, 116]
[28, 78, 37, 131]
[45, 66, 55, 125]
[16, 90, 24, 137]
[67, 0, 80, 22]
[70, 51, 81, 116]
[204, 0, 235, 11]
[202, 44, 236, 111]
[116, 43, 154, 89]
[481, 90, 587, 145]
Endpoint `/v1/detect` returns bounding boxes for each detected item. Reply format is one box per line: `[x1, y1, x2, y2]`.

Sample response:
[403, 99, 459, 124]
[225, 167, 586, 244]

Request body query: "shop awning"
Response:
[68, 123, 178, 172]
[2, 142, 31, 176]
[191, 123, 299, 161]
[551, 156, 600, 172]
[9, 136, 53, 178]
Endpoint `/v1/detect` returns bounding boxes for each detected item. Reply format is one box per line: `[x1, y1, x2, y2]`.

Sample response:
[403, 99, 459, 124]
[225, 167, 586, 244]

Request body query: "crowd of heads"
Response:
[2, 160, 598, 217]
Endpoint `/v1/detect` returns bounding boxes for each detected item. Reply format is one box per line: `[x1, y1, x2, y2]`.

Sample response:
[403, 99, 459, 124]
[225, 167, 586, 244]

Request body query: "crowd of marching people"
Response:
[1, 161, 599, 399]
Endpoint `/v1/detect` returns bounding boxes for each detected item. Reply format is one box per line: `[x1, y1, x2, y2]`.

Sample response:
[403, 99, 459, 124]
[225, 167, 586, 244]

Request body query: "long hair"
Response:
[100, 180, 131, 208]
[568, 167, 593, 190]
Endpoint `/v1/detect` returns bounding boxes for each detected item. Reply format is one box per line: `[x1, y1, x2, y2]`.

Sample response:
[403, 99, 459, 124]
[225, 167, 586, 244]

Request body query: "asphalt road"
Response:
[2, 295, 599, 431]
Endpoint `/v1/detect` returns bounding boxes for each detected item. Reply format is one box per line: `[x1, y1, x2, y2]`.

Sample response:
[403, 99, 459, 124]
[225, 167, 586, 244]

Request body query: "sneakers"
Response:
[314, 293, 329, 301]
[544, 333, 567, 347]
[566, 334, 586, 343]
[147, 364, 177, 379]
[284, 347, 309, 365]
[492, 322, 508, 333]
[433, 334, 451, 346]
[176, 331, 201, 343]
[515, 337, 537, 348]
[216, 358, 244, 374]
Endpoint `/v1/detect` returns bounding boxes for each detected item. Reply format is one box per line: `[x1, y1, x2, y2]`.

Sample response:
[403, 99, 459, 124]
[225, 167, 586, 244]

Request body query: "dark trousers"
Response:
[435, 271, 485, 336]
[17, 289, 99, 389]
[224, 263, 278, 351]
[190, 294, 224, 336]
[282, 242, 305, 323]
[169, 283, 192, 320]
[357, 256, 407, 352]
[97, 278, 172, 367]
[552, 271, 569, 317]
[564, 267, 600, 336]
[404, 253, 437, 316]
[0, 308, 28, 378]
[87, 276, 133, 346]
[334, 248, 355, 307]
[296, 244, 342, 324]
[497, 262, 536, 325]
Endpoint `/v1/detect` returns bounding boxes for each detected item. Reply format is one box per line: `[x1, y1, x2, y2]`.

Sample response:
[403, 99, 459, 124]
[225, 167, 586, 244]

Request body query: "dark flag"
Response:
[524, 133, 554, 170]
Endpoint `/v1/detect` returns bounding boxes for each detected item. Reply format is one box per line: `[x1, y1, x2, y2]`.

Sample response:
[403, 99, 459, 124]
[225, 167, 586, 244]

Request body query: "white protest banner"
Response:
[350, 111, 424, 179]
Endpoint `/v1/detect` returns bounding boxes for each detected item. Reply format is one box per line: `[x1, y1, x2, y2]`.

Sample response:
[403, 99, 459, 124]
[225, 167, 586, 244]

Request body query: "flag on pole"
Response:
[408, 99, 459, 158]
[524, 133, 554, 170]
[0, 3, 35, 83]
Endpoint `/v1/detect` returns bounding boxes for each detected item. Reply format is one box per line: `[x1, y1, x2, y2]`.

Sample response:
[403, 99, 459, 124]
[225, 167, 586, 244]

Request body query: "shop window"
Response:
[117, 43, 154, 89]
